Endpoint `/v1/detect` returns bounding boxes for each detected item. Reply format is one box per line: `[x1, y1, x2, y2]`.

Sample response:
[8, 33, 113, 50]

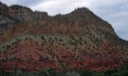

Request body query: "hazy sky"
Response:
[0, 0, 128, 40]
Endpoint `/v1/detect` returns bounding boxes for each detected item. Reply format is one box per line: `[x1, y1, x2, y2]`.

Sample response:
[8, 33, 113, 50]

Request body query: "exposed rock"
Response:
[0, 2, 49, 35]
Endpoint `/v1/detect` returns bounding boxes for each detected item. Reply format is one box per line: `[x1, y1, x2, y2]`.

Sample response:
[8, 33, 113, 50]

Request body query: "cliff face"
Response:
[0, 2, 48, 35]
[0, 2, 128, 72]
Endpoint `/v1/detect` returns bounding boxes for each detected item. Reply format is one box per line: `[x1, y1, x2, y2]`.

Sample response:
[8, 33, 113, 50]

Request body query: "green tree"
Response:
[47, 68, 57, 76]
[80, 69, 93, 76]
[121, 70, 128, 76]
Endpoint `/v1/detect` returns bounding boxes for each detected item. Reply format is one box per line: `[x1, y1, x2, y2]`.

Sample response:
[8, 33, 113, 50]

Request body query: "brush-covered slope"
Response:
[0, 2, 128, 72]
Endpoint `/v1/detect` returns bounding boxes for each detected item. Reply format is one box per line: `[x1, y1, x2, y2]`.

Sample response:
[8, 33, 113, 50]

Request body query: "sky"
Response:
[0, 0, 128, 40]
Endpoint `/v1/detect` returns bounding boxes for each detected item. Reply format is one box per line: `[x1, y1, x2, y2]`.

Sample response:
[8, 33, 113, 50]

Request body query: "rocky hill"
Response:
[0, 2, 128, 73]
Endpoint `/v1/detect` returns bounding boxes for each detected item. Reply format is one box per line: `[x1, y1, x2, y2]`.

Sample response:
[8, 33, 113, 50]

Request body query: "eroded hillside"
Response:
[0, 2, 128, 73]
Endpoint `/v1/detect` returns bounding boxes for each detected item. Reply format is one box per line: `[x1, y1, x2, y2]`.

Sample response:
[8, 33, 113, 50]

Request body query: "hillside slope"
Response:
[0, 2, 128, 72]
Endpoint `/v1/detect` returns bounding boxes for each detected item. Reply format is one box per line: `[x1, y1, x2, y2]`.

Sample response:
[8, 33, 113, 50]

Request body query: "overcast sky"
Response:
[0, 0, 128, 40]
